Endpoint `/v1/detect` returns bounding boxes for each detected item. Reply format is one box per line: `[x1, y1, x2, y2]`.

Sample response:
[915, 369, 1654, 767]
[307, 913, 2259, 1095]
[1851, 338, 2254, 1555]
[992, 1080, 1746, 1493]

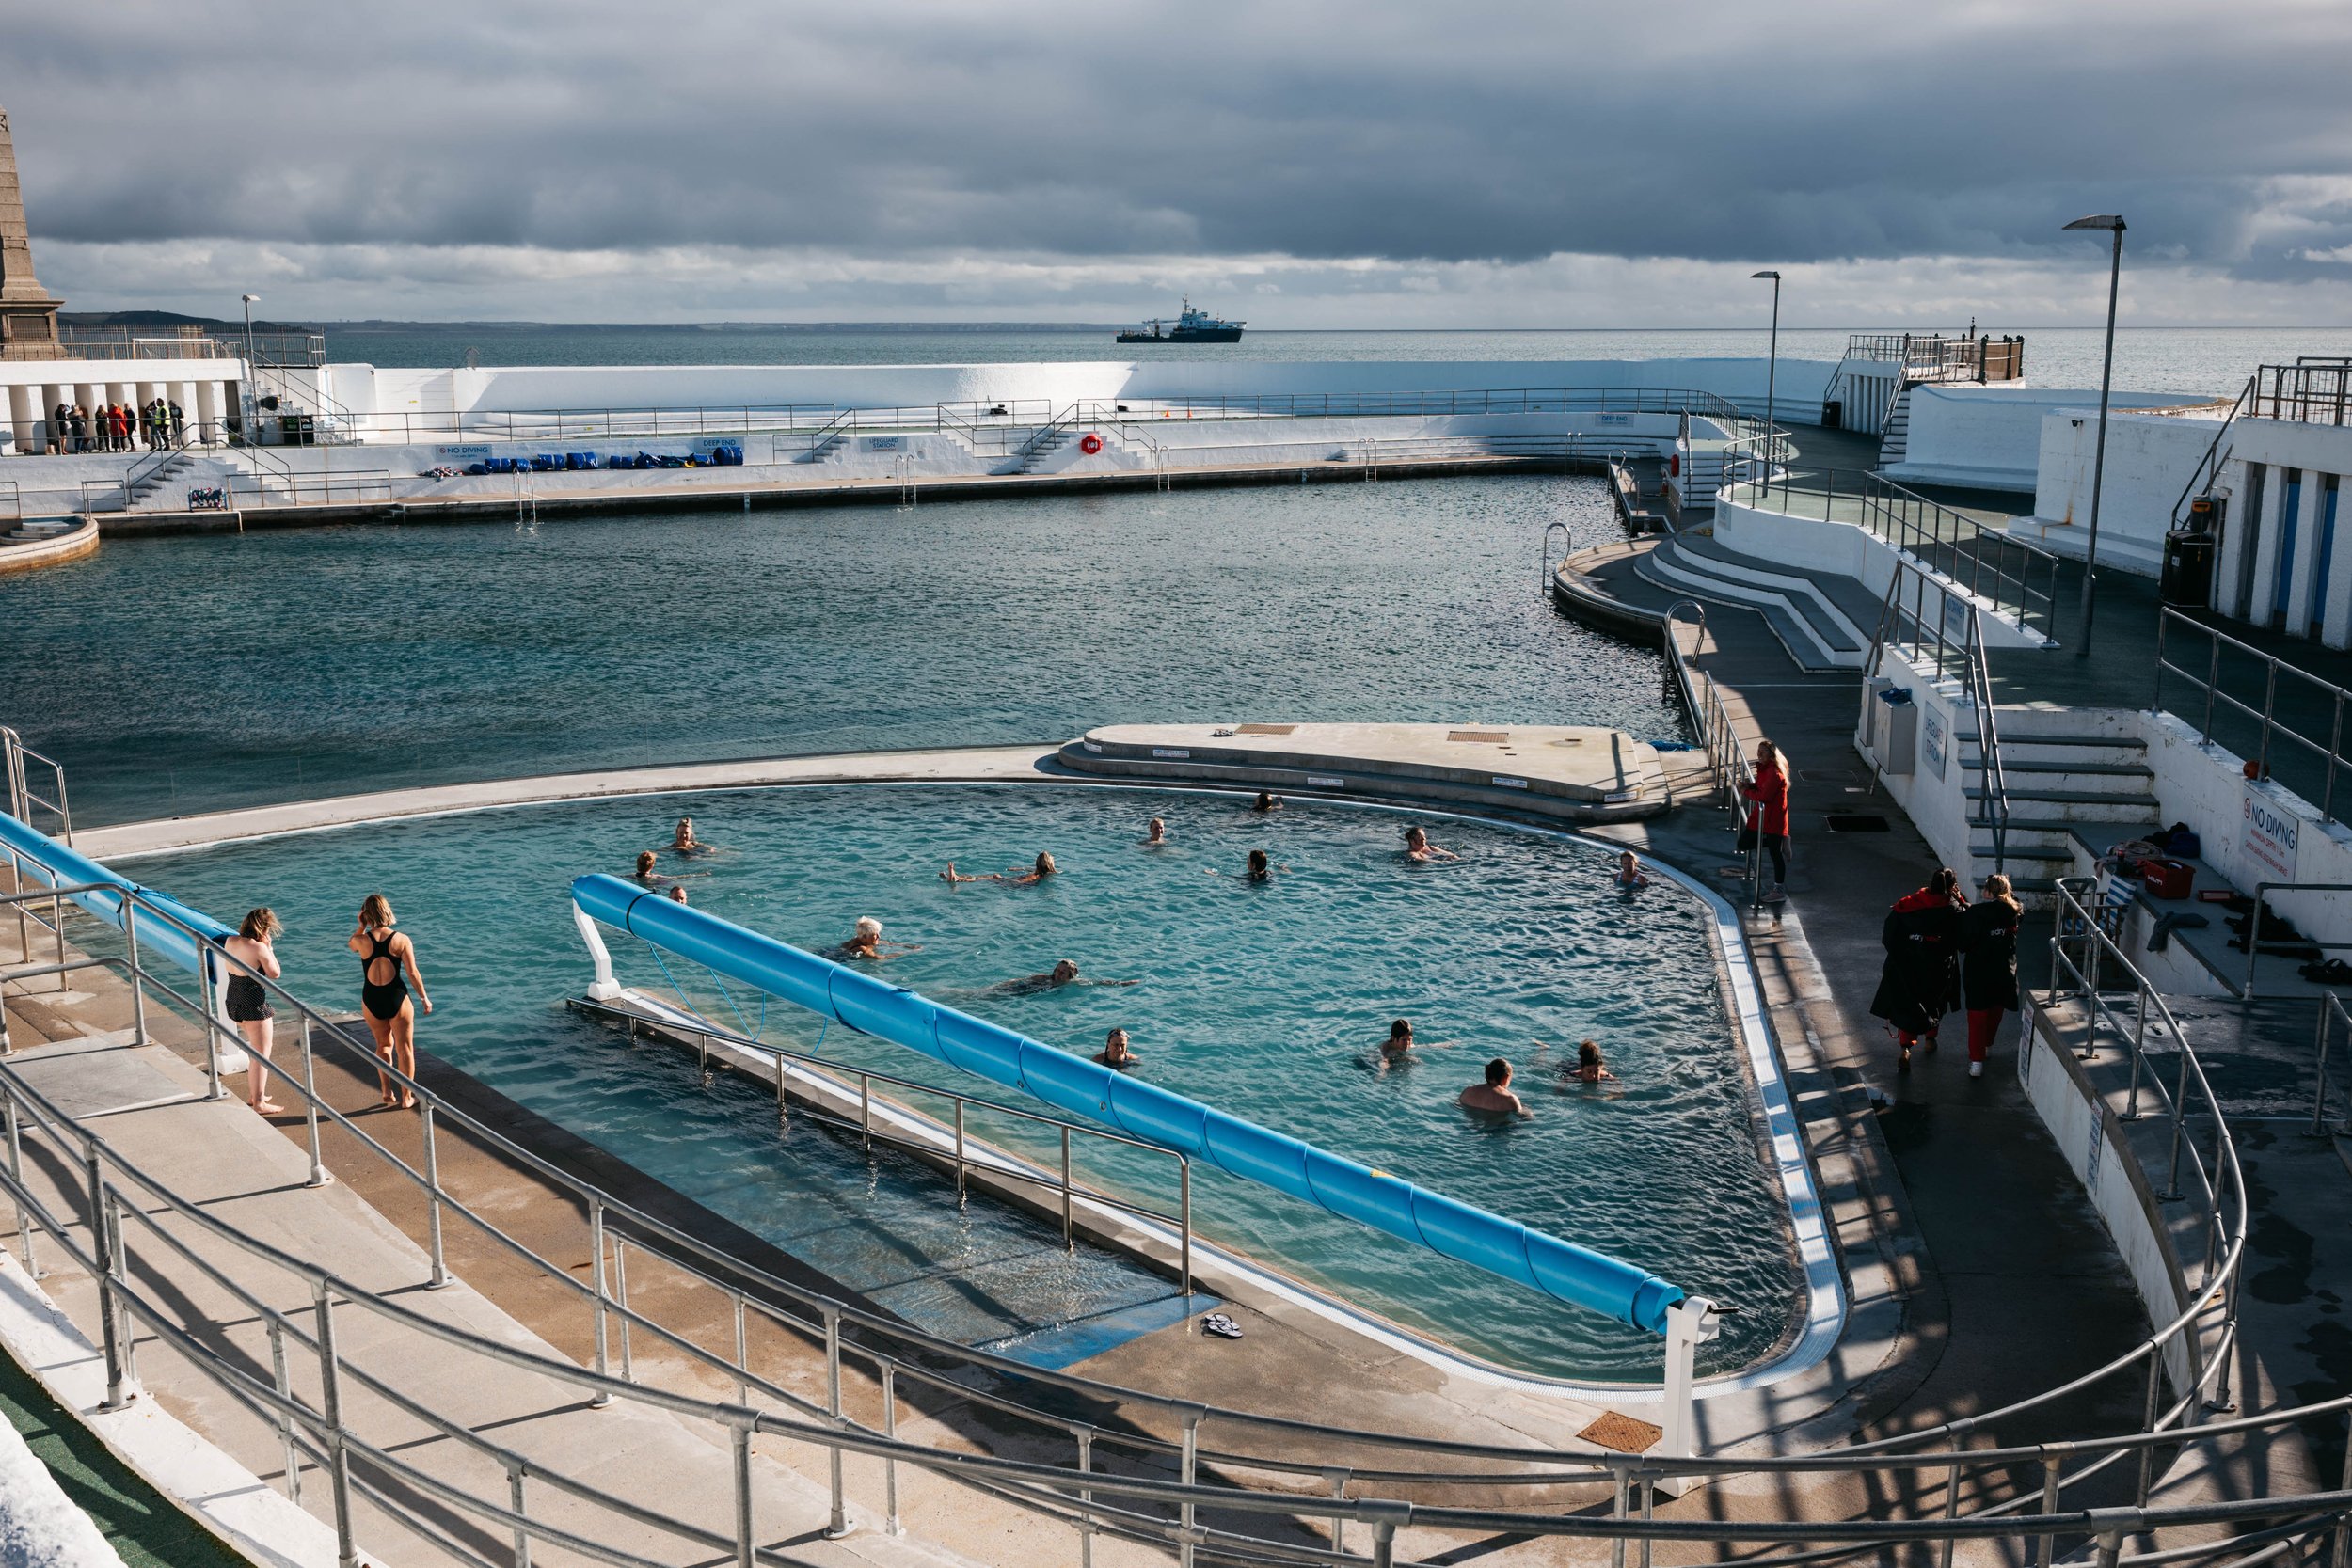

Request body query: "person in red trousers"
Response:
[1959, 872, 2022, 1079]
[1740, 739, 1791, 900]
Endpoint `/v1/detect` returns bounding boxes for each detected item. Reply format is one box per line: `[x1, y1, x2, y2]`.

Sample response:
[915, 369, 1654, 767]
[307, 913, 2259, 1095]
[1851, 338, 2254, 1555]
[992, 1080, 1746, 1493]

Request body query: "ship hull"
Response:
[1116, 328, 1244, 343]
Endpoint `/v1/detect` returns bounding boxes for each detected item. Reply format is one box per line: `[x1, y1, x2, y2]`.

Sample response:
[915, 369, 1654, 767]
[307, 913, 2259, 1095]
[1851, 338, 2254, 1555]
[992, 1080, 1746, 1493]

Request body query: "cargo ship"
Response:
[1117, 298, 1244, 344]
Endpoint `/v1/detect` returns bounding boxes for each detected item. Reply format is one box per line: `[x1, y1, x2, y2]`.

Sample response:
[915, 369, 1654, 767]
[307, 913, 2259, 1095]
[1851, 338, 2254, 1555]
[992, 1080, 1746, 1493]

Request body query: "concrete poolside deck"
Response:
[1057, 721, 1694, 821]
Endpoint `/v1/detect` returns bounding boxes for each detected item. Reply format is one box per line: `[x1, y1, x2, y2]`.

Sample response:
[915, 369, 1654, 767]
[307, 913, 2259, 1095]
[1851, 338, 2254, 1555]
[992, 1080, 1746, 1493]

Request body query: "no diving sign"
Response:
[2240, 787, 2299, 881]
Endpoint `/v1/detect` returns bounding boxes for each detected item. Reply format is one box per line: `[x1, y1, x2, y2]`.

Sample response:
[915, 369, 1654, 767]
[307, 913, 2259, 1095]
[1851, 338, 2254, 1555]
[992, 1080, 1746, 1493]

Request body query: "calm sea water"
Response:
[1, 473, 1666, 825]
[314, 323, 2345, 397]
[126, 783, 1796, 1380]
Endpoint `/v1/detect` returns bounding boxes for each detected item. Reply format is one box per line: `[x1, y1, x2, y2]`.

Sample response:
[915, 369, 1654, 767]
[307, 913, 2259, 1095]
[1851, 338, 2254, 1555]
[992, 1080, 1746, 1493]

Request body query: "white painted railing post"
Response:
[1659, 1295, 1721, 1488]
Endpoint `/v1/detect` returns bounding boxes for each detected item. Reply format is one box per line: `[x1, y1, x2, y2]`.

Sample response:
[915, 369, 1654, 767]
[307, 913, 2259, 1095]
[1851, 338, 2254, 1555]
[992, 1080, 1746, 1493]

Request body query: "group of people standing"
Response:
[45, 398, 183, 454]
[215, 894, 432, 1119]
[1870, 868, 2022, 1075]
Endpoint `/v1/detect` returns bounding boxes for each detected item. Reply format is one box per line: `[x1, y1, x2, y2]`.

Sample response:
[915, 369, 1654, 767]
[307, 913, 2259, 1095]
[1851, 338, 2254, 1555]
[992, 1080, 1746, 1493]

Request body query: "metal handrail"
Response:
[2167, 375, 2253, 534]
[2239, 881, 2352, 1000]
[0, 818, 2323, 1568]
[1863, 558, 2015, 870]
[2312, 992, 2348, 1137]
[567, 992, 1193, 1289]
[2250, 359, 2352, 426]
[2153, 606, 2352, 829]
[170, 384, 1761, 451]
[1723, 463, 2062, 642]
[1661, 601, 1767, 911]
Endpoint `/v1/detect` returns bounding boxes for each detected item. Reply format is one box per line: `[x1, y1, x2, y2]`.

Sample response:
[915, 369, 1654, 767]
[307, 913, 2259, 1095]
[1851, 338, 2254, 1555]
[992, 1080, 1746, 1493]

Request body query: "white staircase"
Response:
[1877, 387, 1916, 466]
[1962, 729, 2159, 896]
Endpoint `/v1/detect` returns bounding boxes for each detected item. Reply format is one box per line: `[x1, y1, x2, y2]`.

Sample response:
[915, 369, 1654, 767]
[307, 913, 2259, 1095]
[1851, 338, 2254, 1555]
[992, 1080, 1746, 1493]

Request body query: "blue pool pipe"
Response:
[570, 872, 1684, 1334]
[0, 813, 230, 974]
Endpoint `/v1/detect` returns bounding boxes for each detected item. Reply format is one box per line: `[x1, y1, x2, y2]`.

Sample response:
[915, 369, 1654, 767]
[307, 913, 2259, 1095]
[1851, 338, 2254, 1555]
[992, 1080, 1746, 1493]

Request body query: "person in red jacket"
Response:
[1871, 868, 1967, 1068]
[1740, 739, 1791, 900]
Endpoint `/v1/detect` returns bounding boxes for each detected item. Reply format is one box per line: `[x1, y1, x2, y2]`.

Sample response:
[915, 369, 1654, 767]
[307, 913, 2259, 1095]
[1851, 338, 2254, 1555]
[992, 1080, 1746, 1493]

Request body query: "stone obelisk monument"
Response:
[0, 106, 62, 355]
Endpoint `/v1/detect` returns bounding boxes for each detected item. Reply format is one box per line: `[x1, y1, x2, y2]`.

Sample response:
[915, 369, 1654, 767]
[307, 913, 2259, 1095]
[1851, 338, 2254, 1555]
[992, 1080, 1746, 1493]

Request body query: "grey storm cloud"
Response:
[8, 0, 2352, 279]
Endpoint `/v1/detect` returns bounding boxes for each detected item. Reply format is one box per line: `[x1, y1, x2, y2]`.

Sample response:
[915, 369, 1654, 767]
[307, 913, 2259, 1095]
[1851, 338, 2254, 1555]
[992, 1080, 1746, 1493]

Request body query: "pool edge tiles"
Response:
[80, 768, 1849, 1402]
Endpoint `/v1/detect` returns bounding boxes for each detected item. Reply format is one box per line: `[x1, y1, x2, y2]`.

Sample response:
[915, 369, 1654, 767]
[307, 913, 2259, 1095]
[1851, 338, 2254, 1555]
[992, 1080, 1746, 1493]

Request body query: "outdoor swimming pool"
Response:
[126, 782, 1803, 1382]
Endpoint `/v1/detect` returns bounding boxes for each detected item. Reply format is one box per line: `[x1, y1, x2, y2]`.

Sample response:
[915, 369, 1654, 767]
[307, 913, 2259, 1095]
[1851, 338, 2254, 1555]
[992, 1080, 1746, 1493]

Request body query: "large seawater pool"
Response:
[125, 782, 1802, 1382]
[0, 474, 1672, 825]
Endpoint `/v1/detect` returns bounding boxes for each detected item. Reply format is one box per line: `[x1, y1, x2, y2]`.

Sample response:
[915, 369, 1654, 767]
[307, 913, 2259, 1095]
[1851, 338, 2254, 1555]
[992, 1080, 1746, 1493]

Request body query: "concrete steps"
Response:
[1630, 533, 1869, 671]
[1878, 386, 1915, 466]
[1955, 726, 2158, 900]
[1009, 428, 1075, 474]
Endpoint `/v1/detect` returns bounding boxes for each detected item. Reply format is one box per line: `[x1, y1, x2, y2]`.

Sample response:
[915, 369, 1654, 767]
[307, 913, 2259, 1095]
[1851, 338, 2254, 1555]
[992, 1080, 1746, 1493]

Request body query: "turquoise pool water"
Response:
[0, 474, 1669, 825]
[127, 783, 1800, 1381]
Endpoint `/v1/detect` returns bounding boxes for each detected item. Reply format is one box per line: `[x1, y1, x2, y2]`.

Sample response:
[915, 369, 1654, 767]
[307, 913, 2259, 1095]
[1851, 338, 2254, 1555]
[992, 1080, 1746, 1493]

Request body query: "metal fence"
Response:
[1843, 332, 2027, 383]
[2249, 358, 2352, 426]
[2153, 607, 2352, 831]
[0, 812, 2339, 1568]
[149, 384, 1765, 452]
[1719, 465, 2064, 643]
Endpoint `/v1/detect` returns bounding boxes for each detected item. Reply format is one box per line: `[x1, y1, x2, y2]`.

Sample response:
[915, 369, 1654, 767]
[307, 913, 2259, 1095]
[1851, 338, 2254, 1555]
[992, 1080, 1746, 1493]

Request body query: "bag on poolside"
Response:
[1735, 825, 1758, 852]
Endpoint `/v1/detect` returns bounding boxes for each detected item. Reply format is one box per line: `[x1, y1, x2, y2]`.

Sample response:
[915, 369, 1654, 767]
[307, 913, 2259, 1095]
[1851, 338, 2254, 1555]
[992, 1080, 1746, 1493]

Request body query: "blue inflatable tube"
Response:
[0, 814, 230, 974]
[572, 873, 1683, 1334]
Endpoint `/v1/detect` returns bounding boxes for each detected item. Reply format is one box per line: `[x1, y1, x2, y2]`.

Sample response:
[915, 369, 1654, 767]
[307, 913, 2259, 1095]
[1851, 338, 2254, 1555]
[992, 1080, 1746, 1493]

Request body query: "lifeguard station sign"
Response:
[2240, 787, 2300, 881]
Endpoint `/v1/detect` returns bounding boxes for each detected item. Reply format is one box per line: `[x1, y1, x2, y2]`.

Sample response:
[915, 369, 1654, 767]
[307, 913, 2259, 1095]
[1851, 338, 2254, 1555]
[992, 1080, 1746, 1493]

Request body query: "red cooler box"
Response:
[2142, 859, 2194, 899]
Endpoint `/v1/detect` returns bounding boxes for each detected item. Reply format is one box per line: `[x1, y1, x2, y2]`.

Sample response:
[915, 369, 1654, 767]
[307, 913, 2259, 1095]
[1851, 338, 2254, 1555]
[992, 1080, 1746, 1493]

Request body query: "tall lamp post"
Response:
[2062, 215, 2125, 658]
[1751, 270, 1782, 431]
[239, 293, 260, 448]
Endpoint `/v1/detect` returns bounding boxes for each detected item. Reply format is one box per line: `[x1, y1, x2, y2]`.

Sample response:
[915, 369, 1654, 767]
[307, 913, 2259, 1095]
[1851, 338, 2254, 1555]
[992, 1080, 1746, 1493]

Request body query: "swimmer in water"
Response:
[841, 916, 922, 961]
[1246, 848, 1275, 880]
[1613, 850, 1651, 891]
[668, 885, 690, 905]
[1565, 1039, 1617, 1083]
[1094, 1028, 1140, 1069]
[942, 851, 1057, 886]
[993, 958, 1138, 996]
[1252, 791, 1283, 814]
[1458, 1058, 1529, 1117]
[1404, 826, 1457, 863]
[1141, 817, 1168, 847]
[670, 817, 718, 857]
[633, 849, 707, 889]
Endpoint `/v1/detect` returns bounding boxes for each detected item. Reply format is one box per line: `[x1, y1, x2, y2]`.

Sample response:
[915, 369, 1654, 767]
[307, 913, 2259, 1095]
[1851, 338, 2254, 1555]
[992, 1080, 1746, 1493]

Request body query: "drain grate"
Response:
[1825, 813, 1891, 833]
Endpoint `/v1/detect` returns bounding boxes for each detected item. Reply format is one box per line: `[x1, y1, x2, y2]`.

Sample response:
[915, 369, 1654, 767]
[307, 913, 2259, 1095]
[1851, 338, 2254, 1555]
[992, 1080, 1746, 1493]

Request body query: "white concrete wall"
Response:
[319, 356, 1839, 441]
[0, 356, 245, 453]
[1883, 386, 2191, 494]
[2139, 709, 2352, 939]
[2012, 1012, 2197, 1394]
[2011, 408, 2225, 575]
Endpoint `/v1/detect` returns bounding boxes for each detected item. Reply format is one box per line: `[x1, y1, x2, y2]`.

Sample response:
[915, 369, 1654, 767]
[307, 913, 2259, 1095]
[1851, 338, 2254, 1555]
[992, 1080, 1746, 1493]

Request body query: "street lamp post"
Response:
[239, 293, 260, 448]
[2062, 215, 2125, 657]
[1751, 270, 1782, 431]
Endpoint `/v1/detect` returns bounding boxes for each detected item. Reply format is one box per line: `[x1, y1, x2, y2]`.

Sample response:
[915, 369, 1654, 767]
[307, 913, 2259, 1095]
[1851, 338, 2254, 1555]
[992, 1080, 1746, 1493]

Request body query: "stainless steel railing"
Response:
[1721, 463, 2064, 643]
[566, 992, 1193, 1295]
[0, 816, 2341, 1568]
[159, 384, 1759, 451]
[1661, 601, 1767, 911]
[2153, 606, 2352, 832]
[1864, 556, 2016, 871]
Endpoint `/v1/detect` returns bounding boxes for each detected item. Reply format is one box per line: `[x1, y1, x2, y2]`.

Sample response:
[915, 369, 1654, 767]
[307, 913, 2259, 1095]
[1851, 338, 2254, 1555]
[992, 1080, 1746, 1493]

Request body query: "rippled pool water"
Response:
[0, 474, 1669, 825]
[129, 783, 1801, 1381]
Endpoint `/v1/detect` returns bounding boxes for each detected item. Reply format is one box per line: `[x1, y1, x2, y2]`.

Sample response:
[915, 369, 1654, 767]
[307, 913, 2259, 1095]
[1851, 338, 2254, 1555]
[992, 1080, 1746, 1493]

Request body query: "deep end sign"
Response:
[2241, 788, 2300, 881]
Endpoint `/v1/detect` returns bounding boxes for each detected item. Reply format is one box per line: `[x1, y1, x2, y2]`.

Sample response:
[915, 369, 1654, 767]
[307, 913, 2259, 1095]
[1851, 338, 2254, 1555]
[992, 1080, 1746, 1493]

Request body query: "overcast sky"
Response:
[9, 0, 2352, 326]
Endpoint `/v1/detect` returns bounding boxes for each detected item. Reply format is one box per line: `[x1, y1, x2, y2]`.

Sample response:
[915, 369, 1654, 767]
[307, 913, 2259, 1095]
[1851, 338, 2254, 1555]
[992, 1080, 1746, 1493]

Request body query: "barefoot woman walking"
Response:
[348, 895, 432, 1109]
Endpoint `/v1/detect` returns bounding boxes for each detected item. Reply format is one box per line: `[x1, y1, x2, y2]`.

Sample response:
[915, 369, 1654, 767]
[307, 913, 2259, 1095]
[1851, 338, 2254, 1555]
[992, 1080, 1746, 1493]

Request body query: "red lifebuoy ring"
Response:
[1078, 433, 1104, 454]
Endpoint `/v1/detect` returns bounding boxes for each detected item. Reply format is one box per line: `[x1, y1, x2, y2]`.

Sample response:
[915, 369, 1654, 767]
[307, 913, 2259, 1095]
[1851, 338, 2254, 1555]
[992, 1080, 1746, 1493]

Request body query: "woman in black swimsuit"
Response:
[222, 909, 285, 1115]
[347, 894, 432, 1110]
